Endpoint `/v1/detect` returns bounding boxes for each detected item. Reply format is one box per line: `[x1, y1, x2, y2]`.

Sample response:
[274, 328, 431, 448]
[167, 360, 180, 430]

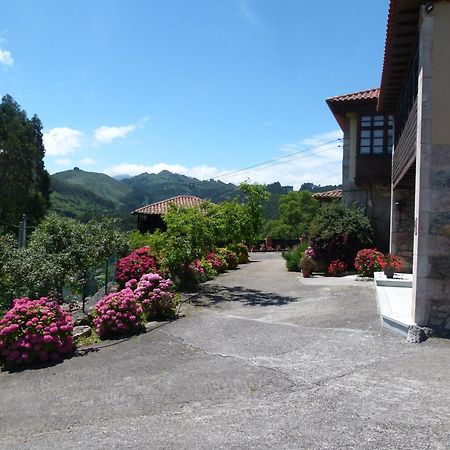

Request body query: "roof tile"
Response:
[133, 195, 205, 215]
[326, 88, 380, 104]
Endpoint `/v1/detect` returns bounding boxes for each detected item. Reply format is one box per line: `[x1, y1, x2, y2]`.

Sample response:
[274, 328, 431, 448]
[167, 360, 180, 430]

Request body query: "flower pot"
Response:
[384, 267, 395, 279]
[302, 268, 312, 278]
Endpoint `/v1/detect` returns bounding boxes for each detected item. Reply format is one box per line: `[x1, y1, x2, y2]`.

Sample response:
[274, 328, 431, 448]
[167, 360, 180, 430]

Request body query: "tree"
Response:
[0, 95, 50, 227]
[239, 182, 270, 244]
[265, 191, 319, 239]
[308, 202, 374, 265]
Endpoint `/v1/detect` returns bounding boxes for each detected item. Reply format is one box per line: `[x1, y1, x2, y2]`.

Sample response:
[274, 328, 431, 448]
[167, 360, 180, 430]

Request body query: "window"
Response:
[359, 114, 393, 155]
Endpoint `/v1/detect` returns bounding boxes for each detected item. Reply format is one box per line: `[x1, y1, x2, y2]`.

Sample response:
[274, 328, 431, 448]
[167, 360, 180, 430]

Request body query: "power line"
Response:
[216, 138, 341, 180]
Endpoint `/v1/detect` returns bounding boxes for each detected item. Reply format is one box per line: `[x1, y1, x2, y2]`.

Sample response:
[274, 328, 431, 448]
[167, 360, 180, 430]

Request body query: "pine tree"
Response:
[0, 95, 50, 227]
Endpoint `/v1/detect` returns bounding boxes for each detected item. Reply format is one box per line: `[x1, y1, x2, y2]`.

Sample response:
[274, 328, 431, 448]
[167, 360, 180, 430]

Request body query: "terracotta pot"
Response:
[384, 267, 395, 279]
[302, 268, 311, 278]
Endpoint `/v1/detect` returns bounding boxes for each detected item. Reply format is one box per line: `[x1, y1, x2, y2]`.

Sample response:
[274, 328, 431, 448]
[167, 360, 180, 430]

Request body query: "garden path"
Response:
[1, 252, 449, 449]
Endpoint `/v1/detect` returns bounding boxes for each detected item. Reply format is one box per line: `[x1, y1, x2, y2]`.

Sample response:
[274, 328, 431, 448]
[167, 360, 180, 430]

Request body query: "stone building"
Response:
[378, 0, 450, 333]
[327, 0, 450, 334]
[326, 89, 393, 251]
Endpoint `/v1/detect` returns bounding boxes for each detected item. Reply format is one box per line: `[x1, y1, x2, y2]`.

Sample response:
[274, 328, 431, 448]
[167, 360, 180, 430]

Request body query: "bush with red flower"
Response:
[379, 253, 402, 271]
[93, 288, 144, 339]
[0, 297, 74, 366]
[328, 259, 348, 277]
[127, 273, 176, 320]
[354, 248, 383, 277]
[115, 247, 158, 288]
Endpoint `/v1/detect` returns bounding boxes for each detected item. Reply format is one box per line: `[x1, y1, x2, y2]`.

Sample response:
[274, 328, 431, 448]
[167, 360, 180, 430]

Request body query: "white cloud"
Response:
[94, 125, 137, 144]
[78, 157, 96, 165]
[103, 129, 343, 189]
[55, 158, 72, 166]
[43, 127, 85, 156]
[0, 48, 13, 66]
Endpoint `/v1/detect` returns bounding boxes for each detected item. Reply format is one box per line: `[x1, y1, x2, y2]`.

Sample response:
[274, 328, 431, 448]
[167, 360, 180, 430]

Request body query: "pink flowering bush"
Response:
[188, 259, 206, 284]
[304, 247, 315, 258]
[0, 297, 74, 366]
[354, 248, 383, 277]
[328, 259, 348, 277]
[217, 248, 239, 270]
[93, 288, 144, 339]
[206, 252, 227, 273]
[127, 273, 176, 320]
[115, 247, 159, 288]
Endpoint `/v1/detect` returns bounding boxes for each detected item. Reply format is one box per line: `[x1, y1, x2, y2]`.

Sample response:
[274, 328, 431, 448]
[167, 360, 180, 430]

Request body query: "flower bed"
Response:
[115, 247, 158, 288]
[354, 248, 383, 277]
[0, 297, 74, 366]
[127, 273, 176, 321]
[93, 288, 144, 339]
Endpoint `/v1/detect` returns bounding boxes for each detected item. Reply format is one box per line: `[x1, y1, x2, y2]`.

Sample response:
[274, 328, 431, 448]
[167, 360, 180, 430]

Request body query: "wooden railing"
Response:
[392, 98, 417, 187]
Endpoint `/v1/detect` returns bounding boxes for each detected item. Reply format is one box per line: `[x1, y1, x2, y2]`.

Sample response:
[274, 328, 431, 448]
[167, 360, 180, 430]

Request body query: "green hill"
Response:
[122, 170, 239, 204]
[49, 168, 339, 229]
[52, 168, 132, 208]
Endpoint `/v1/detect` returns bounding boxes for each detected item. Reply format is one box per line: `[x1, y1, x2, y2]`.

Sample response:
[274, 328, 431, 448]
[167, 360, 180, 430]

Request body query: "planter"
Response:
[384, 267, 395, 279]
[302, 268, 312, 278]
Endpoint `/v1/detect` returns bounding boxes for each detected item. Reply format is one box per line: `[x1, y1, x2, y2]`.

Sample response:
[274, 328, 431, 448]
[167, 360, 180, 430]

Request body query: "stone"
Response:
[73, 325, 92, 340]
[72, 309, 90, 326]
[406, 325, 432, 343]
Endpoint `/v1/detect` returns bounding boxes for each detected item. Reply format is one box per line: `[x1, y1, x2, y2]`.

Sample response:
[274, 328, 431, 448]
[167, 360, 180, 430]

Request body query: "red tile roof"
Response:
[326, 88, 380, 104]
[133, 195, 205, 215]
[312, 190, 342, 201]
[326, 89, 380, 130]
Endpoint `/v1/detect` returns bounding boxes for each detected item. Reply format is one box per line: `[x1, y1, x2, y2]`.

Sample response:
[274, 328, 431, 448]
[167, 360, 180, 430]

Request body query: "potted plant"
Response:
[328, 259, 347, 277]
[380, 253, 402, 278]
[299, 247, 316, 278]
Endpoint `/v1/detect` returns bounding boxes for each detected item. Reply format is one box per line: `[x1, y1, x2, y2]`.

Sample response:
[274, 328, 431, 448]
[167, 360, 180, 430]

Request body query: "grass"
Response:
[75, 329, 101, 348]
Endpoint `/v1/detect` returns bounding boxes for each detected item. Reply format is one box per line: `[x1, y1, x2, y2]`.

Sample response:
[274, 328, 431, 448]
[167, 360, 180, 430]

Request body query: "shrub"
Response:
[308, 202, 374, 266]
[115, 247, 158, 288]
[127, 273, 176, 320]
[217, 248, 239, 270]
[328, 260, 348, 276]
[188, 260, 206, 282]
[282, 242, 308, 272]
[200, 258, 218, 280]
[354, 248, 383, 277]
[0, 297, 74, 366]
[93, 288, 144, 339]
[227, 243, 249, 264]
[206, 252, 227, 273]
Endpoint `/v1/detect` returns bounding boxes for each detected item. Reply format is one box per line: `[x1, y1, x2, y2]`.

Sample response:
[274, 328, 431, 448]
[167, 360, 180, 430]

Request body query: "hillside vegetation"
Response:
[49, 168, 340, 229]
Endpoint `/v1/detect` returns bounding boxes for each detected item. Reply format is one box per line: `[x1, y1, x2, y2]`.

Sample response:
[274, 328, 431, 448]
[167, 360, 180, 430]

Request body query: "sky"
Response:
[0, 0, 389, 189]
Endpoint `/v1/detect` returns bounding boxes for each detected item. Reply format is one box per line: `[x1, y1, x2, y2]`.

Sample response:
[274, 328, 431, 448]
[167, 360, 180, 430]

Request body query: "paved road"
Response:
[1, 253, 449, 449]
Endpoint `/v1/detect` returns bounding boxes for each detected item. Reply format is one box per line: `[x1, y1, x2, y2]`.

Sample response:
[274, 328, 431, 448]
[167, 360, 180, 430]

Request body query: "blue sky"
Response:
[0, 0, 389, 188]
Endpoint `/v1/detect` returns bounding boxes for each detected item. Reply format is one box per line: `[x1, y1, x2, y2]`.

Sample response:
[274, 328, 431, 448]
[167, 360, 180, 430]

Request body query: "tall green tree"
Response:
[0, 95, 50, 227]
[265, 191, 319, 239]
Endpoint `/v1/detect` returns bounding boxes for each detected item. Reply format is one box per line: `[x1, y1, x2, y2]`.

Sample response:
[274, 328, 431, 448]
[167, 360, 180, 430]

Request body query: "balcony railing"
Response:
[392, 98, 417, 186]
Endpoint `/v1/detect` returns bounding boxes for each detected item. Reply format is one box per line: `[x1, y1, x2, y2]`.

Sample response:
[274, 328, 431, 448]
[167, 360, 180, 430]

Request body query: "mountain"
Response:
[49, 168, 339, 229]
[122, 170, 239, 205]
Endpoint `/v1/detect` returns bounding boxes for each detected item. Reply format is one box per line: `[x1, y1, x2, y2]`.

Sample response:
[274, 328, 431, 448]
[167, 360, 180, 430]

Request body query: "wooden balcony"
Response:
[392, 99, 417, 187]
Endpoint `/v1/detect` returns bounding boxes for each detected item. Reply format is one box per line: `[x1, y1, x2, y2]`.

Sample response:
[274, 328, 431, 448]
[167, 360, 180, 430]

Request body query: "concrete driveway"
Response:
[1, 253, 449, 449]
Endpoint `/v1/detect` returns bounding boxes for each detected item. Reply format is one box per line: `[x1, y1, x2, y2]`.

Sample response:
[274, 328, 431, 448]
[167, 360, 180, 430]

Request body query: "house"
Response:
[326, 89, 393, 251]
[133, 195, 206, 233]
[378, 0, 450, 333]
[328, 0, 450, 334]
